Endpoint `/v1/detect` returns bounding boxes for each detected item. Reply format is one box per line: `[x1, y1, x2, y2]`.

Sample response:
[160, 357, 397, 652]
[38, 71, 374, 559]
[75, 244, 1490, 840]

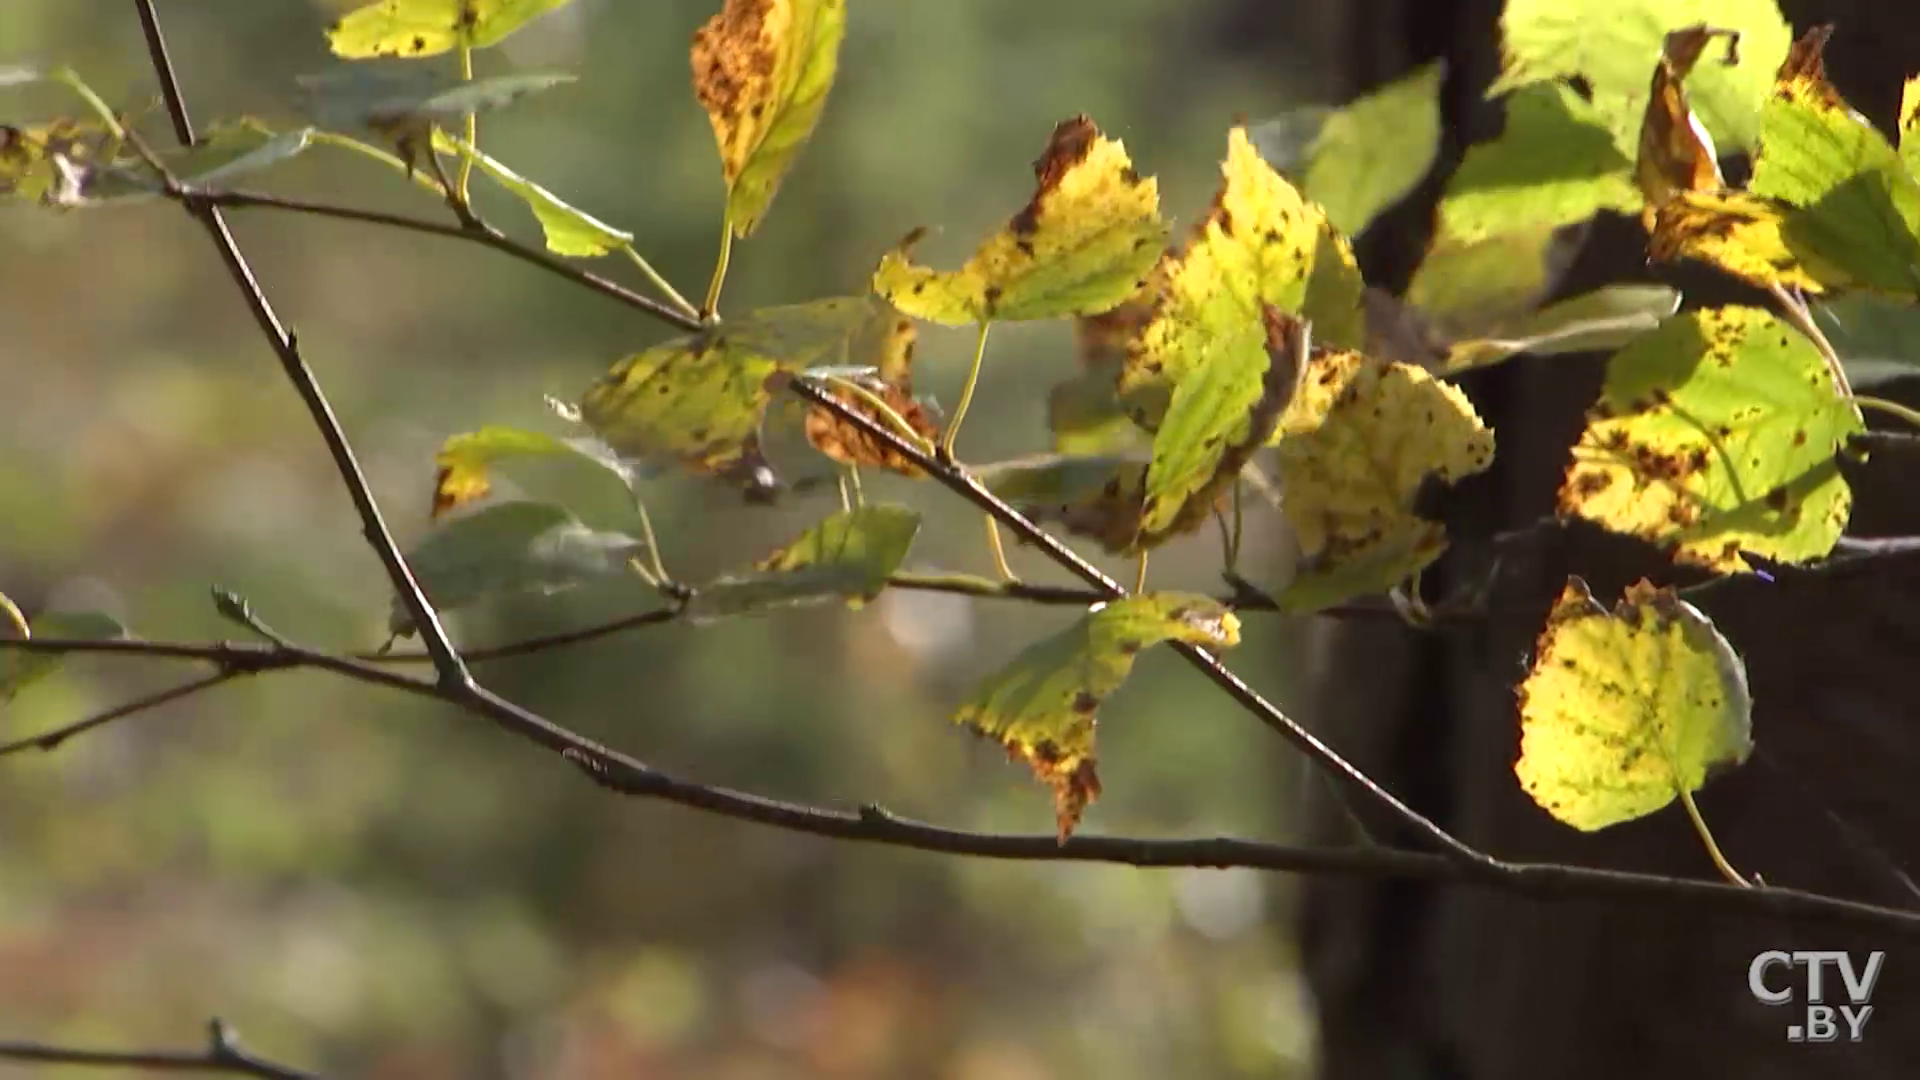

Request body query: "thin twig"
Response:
[0, 1018, 318, 1080]
[194, 189, 704, 333]
[0, 669, 237, 756]
[135, 0, 470, 690]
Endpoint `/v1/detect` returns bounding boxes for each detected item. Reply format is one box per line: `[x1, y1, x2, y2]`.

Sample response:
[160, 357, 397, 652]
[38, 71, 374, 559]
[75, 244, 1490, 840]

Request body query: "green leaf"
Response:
[976, 453, 1151, 555]
[692, 0, 847, 237]
[299, 70, 573, 131]
[431, 425, 633, 518]
[394, 501, 644, 634]
[1404, 226, 1582, 336]
[441, 134, 631, 257]
[687, 504, 920, 622]
[1490, 0, 1793, 154]
[327, 0, 576, 58]
[1046, 367, 1146, 456]
[1439, 285, 1681, 375]
[1, 611, 127, 702]
[1816, 292, 1920, 388]
[1139, 306, 1304, 545]
[1439, 81, 1641, 243]
[1746, 36, 1920, 298]
[953, 592, 1242, 839]
[1516, 576, 1752, 832]
[578, 296, 911, 484]
[1901, 75, 1920, 179]
[1303, 61, 1445, 237]
[84, 123, 315, 201]
[1558, 305, 1863, 572]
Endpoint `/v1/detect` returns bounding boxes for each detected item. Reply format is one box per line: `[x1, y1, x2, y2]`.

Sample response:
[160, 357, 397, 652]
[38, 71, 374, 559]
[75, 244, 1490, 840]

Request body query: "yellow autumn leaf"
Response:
[1273, 347, 1495, 610]
[954, 592, 1241, 840]
[327, 0, 575, 59]
[1515, 576, 1752, 832]
[1633, 26, 1738, 219]
[872, 115, 1166, 325]
[1647, 190, 1830, 292]
[1901, 75, 1920, 177]
[692, 0, 846, 238]
[1115, 125, 1364, 432]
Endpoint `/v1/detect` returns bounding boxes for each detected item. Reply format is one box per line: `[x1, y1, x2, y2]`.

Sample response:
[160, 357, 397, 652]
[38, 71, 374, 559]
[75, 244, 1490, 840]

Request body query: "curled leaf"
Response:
[801, 372, 941, 478]
[1634, 25, 1739, 217]
[1516, 576, 1752, 832]
[954, 592, 1241, 840]
[873, 116, 1166, 325]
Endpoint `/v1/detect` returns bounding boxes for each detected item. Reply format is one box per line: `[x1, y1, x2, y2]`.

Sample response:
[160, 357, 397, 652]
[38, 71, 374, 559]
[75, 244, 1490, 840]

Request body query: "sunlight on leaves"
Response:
[1491, 0, 1791, 154]
[1558, 305, 1862, 571]
[1515, 576, 1752, 832]
[1116, 126, 1363, 432]
[1403, 226, 1580, 336]
[954, 592, 1241, 840]
[1634, 26, 1739, 217]
[1901, 76, 1920, 178]
[442, 134, 632, 256]
[431, 426, 633, 518]
[1, 612, 126, 703]
[1438, 81, 1640, 243]
[579, 296, 905, 486]
[1647, 190, 1830, 291]
[397, 501, 646, 634]
[1273, 346, 1495, 611]
[693, 0, 847, 238]
[1303, 61, 1445, 238]
[688, 504, 920, 621]
[327, 0, 576, 58]
[874, 116, 1165, 325]
[1139, 306, 1305, 547]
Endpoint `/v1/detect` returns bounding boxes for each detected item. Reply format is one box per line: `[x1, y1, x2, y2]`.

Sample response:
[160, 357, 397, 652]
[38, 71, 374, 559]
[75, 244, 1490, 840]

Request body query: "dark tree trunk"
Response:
[1212, 3, 1920, 1077]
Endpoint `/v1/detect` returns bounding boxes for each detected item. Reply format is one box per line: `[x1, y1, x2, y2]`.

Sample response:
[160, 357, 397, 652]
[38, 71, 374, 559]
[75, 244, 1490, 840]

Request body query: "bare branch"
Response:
[0, 669, 237, 756]
[0, 1018, 317, 1080]
[134, 0, 469, 691]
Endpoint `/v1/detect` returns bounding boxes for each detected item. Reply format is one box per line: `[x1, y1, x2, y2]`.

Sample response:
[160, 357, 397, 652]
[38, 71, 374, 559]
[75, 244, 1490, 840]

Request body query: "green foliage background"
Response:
[0, 2, 1334, 1075]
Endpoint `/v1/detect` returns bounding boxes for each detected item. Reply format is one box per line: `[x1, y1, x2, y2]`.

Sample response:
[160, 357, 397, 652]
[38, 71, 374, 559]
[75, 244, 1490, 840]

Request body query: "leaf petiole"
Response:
[704, 212, 734, 321]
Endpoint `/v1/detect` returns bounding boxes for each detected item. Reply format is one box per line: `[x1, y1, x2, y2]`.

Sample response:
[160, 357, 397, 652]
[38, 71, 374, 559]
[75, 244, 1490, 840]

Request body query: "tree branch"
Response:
[134, 0, 470, 691]
[0, 668, 237, 756]
[0, 1018, 318, 1080]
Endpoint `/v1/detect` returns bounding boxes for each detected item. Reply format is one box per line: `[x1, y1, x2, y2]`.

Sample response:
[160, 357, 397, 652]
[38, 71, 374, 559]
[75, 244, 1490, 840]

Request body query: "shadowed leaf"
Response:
[1516, 576, 1752, 831]
[395, 501, 644, 634]
[1303, 61, 1445, 237]
[430, 426, 633, 518]
[1439, 285, 1681, 375]
[978, 453, 1152, 555]
[688, 504, 920, 621]
[1, 612, 126, 703]
[954, 592, 1241, 840]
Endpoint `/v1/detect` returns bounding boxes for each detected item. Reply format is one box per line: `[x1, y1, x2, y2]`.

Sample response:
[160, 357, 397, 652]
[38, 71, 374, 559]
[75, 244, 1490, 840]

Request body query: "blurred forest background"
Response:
[0, 2, 1360, 1076]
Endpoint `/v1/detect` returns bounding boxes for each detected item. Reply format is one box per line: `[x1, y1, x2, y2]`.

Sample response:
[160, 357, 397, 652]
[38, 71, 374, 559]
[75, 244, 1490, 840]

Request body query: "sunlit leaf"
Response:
[327, 0, 576, 58]
[395, 501, 644, 634]
[692, 0, 846, 237]
[442, 134, 632, 256]
[1403, 225, 1584, 336]
[1115, 126, 1364, 431]
[688, 504, 920, 621]
[1515, 576, 1752, 832]
[1273, 346, 1496, 610]
[578, 296, 904, 487]
[1438, 81, 1641, 243]
[1491, 0, 1792, 154]
[1901, 75, 1920, 178]
[431, 425, 633, 518]
[873, 116, 1165, 325]
[0, 611, 126, 703]
[1646, 190, 1830, 291]
[1139, 305, 1305, 546]
[977, 453, 1152, 555]
[954, 592, 1241, 840]
[1634, 26, 1739, 217]
[1439, 285, 1681, 375]
[1745, 28, 1920, 298]
[1302, 61, 1445, 237]
[1558, 305, 1862, 572]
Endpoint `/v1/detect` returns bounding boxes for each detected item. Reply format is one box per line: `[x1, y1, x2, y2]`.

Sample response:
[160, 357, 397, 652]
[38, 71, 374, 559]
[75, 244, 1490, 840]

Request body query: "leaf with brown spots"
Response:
[1516, 576, 1751, 832]
[1558, 305, 1863, 571]
[327, 0, 575, 59]
[952, 593, 1241, 840]
[692, 0, 846, 238]
[802, 371, 941, 478]
[1114, 125, 1364, 433]
[1270, 341, 1496, 611]
[872, 116, 1166, 325]
[578, 296, 905, 488]
[1647, 190, 1830, 292]
[1901, 75, 1920, 178]
[430, 426, 634, 519]
[1634, 26, 1740, 219]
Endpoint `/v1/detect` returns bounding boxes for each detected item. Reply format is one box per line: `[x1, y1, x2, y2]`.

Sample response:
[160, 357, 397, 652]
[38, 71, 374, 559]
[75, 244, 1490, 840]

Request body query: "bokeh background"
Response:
[1, 2, 1353, 1076]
